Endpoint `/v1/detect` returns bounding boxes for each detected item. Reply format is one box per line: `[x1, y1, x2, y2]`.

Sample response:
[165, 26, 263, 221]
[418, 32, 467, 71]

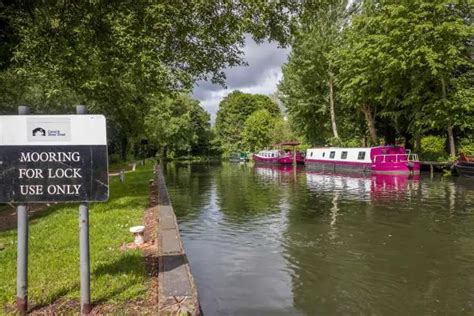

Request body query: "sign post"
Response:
[0, 108, 108, 314]
[77, 105, 91, 314]
[16, 105, 30, 314]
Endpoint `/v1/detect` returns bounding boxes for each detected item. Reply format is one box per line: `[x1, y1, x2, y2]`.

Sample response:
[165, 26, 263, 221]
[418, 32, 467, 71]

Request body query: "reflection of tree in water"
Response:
[283, 173, 474, 314]
[163, 161, 216, 219]
[214, 163, 285, 223]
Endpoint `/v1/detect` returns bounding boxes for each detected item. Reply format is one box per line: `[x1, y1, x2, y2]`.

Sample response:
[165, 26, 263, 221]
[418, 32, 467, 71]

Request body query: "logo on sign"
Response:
[27, 118, 71, 142]
[32, 127, 46, 137]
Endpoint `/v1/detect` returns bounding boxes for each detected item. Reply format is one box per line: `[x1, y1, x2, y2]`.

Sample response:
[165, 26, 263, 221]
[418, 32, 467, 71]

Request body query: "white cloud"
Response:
[192, 37, 289, 122]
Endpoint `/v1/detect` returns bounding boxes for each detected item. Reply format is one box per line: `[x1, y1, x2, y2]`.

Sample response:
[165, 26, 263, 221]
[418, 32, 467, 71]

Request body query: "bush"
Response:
[109, 153, 122, 164]
[420, 136, 448, 161]
[459, 139, 474, 156]
[327, 137, 362, 147]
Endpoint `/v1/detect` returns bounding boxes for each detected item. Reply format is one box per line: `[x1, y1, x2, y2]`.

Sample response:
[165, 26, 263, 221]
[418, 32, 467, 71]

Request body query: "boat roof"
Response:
[274, 141, 300, 146]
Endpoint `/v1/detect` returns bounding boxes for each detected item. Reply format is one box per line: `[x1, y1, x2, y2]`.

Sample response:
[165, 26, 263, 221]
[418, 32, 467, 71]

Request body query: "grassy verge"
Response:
[0, 162, 154, 309]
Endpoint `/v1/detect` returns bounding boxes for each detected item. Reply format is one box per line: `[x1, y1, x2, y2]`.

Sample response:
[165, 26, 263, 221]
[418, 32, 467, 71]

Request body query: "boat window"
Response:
[271, 153, 274, 157]
[310, 152, 313, 157]
[329, 151, 335, 159]
[322, 152, 325, 157]
[341, 151, 348, 159]
[358, 151, 366, 160]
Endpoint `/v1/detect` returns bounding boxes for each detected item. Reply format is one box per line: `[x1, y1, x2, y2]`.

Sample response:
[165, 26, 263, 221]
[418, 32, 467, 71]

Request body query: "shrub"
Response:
[459, 139, 474, 156]
[109, 153, 122, 164]
[420, 136, 448, 161]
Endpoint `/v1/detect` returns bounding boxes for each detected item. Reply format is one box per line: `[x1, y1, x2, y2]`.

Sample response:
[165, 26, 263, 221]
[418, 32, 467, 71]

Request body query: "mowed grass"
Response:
[0, 163, 154, 308]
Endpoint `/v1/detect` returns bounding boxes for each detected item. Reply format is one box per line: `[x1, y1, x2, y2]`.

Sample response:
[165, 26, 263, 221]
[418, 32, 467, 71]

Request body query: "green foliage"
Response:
[242, 109, 275, 152]
[459, 139, 474, 156]
[144, 94, 211, 158]
[279, 0, 473, 151]
[420, 136, 448, 161]
[271, 118, 297, 145]
[327, 137, 363, 147]
[215, 91, 280, 153]
[0, 1, 299, 159]
[279, 0, 350, 145]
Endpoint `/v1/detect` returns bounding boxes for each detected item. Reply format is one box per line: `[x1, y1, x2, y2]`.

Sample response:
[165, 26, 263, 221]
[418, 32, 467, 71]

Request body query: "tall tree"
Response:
[145, 94, 210, 158]
[242, 109, 276, 152]
[336, 0, 472, 149]
[215, 91, 280, 153]
[279, 0, 351, 144]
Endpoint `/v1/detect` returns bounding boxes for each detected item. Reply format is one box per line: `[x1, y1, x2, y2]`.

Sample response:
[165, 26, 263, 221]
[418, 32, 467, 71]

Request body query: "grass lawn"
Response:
[0, 162, 154, 308]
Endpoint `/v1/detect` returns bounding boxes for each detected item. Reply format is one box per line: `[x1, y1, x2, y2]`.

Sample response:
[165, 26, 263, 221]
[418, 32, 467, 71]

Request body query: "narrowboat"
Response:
[454, 153, 474, 177]
[229, 152, 249, 163]
[253, 149, 305, 165]
[305, 146, 420, 175]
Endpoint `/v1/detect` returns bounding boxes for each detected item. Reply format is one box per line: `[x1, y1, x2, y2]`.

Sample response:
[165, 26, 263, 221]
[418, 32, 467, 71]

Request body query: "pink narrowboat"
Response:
[305, 146, 420, 175]
[253, 149, 305, 165]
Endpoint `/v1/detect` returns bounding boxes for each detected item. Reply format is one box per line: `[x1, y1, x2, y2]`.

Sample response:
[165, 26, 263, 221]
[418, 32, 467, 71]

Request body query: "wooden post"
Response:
[430, 164, 434, 179]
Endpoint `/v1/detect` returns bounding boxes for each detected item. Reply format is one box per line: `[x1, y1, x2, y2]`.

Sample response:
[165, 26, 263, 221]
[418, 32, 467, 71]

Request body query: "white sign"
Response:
[0, 115, 107, 146]
[0, 115, 109, 203]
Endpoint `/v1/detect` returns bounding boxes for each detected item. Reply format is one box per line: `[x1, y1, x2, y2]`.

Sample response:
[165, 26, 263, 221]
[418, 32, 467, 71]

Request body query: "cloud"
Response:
[192, 36, 290, 122]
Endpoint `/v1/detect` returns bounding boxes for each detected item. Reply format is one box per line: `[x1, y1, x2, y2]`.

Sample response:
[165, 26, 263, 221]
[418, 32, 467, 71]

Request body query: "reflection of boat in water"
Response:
[229, 152, 249, 162]
[254, 165, 303, 180]
[455, 153, 474, 177]
[305, 146, 420, 175]
[305, 171, 420, 198]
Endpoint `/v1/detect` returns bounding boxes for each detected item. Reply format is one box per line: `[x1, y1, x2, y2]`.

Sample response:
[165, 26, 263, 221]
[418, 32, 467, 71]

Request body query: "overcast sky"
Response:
[192, 37, 290, 122]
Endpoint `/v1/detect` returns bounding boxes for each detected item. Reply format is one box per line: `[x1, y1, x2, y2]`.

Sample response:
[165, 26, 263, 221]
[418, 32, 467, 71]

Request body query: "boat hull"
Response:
[455, 161, 474, 177]
[305, 159, 420, 175]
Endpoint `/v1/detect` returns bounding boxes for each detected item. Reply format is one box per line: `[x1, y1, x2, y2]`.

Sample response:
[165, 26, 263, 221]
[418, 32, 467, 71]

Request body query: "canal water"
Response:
[164, 162, 474, 315]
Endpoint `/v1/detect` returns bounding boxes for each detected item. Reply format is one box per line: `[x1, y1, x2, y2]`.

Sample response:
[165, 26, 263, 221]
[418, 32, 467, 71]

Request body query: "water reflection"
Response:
[306, 172, 420, 201]
[164, 163, 474, 315]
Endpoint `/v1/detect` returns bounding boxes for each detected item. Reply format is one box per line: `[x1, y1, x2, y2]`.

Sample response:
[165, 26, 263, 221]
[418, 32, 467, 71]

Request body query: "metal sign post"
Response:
[16, 106, 29, 314]
[77, 105, 91, 314]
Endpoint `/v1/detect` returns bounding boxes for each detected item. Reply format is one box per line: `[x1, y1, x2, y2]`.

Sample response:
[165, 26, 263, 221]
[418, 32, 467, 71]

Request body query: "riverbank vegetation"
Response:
[279, 0, 473, 160]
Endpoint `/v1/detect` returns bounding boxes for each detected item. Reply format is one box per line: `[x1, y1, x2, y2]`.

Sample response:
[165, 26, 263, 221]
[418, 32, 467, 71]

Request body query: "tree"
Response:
[242, 109, 275, 152]
[215, 91, 280, 153]
[340, 0, 473, 151]
[1, 1, 299, 159]
[144, 94, 211, 158]
[336, 1, 386, 145]
[279, 0, 354, 145]
[271, 117, 297, 145]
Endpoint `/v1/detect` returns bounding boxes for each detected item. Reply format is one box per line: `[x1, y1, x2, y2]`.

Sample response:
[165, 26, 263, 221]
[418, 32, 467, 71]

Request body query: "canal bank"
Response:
[153, 164, 201, 315]
[0, 161, 201, 314]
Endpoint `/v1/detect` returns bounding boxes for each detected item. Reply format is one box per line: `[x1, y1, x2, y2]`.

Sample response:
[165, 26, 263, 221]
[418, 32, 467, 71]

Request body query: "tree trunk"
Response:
[415, 134, 421, 153]
[441, 77, 456, 157]
[161, 145, 168, 159]
[362, 104, 377, 145]
[120, 135, 128, 161]
[327, 76, 339, 139]
[447, 124, 456, 157]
